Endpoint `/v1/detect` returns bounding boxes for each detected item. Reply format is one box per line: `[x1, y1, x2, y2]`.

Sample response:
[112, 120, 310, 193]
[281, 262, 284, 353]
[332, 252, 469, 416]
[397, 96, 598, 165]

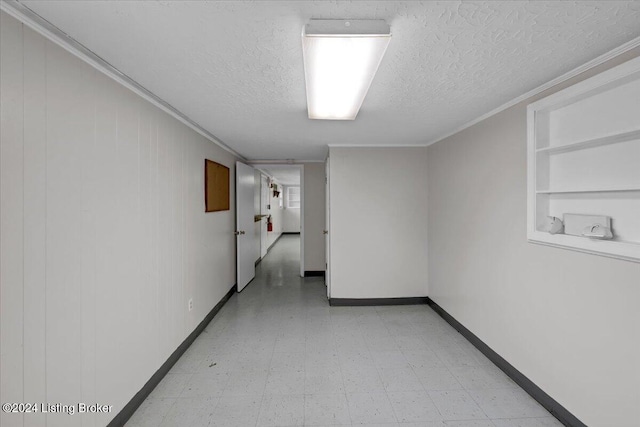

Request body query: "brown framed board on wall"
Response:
[204, 159, 230, 212]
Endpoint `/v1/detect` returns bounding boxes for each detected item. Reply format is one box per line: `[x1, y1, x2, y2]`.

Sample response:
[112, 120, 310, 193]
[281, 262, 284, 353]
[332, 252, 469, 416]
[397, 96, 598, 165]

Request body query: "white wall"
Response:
[283, 185, 301, 233]
[328, 147, 428, 298]
[259, 174, 268, 258]
[427, 48, 640, 427]
[253, 169, 262, 262]
[0, 13, 237, 427]
[266, 182, 283, 249]
[303, 163, 326, 272]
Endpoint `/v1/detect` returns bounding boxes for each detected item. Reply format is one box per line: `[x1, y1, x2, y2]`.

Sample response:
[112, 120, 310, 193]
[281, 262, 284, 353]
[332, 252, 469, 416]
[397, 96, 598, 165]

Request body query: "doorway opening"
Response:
[251, 164, 304, 277]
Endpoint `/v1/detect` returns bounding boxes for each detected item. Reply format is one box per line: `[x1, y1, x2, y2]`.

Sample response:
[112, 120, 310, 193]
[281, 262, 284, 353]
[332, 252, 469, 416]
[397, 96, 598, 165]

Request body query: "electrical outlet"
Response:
[188, 298, 193, 312]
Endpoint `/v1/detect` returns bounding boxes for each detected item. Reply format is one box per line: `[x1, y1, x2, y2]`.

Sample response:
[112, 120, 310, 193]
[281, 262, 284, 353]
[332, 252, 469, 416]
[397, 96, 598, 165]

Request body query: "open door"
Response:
[325, 157, 331, 298]
[236, 161, 256, 291]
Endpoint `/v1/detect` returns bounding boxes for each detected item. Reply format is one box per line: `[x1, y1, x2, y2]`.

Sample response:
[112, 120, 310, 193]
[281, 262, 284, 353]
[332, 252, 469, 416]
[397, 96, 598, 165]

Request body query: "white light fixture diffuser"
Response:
[302, 20, 391, 120]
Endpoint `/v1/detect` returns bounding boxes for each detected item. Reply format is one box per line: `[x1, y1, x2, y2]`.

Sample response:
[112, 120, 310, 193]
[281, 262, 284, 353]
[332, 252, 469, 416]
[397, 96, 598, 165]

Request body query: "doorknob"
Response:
[241, 230, 246, 235]
[235, 230, 246, 235]
[323, 230, 328, 234]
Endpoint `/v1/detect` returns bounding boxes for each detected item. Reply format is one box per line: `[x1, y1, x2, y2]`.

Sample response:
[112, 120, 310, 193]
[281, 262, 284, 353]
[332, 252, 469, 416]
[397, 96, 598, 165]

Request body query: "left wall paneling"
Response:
[0, 12, 238, 427]
[1, 11, 25, 427]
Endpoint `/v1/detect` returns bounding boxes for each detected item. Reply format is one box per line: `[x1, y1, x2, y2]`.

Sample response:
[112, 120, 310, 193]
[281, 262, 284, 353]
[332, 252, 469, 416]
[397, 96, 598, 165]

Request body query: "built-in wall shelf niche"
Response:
[527, 56, 640, 262]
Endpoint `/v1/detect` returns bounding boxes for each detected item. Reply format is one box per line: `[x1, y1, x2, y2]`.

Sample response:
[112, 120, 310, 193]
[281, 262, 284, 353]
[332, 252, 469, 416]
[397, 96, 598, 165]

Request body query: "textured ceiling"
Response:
[23, 1, 640, 160]
[257, 165, 301, 186]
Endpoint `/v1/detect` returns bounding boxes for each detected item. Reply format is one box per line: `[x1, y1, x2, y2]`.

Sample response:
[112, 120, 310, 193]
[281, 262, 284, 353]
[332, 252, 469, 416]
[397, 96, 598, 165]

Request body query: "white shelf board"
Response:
[527, 231, 640, 263]
[536, 187, 640, 194]
[535, 129, 640, 154]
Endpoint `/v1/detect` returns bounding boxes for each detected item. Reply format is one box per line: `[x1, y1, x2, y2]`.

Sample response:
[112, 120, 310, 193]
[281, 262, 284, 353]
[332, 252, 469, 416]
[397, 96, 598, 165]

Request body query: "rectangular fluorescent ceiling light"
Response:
[302, 19, 391, 120]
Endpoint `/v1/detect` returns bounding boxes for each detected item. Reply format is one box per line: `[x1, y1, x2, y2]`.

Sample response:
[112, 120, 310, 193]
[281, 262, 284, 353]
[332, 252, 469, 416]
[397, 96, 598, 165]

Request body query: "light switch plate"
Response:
[563, 213, 611, 237]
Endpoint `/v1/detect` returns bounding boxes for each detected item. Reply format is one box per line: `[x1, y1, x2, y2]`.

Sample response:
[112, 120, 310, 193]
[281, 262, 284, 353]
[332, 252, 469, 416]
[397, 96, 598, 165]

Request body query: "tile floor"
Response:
[125, 235, 561, 427]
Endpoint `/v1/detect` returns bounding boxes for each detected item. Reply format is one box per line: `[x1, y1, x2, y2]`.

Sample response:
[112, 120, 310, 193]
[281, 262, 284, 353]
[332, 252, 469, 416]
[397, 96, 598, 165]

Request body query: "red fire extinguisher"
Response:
[267, 215, 273, 232]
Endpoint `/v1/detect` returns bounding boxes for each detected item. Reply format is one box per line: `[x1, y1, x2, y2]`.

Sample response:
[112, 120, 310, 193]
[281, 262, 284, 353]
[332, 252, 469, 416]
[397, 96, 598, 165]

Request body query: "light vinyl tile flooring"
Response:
[126, 235, 560, 427]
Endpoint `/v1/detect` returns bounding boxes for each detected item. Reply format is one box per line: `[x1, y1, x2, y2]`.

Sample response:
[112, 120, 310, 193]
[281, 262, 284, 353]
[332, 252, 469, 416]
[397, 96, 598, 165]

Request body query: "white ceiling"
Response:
[23, 1, 640, 160]
[257, 165, 301, 186]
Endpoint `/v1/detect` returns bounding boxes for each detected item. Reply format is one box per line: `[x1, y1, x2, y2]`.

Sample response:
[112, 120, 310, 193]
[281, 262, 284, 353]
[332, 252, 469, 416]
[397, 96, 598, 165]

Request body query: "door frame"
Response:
[248, 163, 305, 276]
[259, 173, 269, 260]
[299, 164, 305, 277]
[325, 156, 330, 298]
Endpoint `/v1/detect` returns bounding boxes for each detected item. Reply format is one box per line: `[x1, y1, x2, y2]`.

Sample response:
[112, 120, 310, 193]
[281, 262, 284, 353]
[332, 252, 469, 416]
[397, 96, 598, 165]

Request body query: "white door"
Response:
[260, 174, 268, 259]
[236, 161, 256, 292]
[325, 157, 331, 298]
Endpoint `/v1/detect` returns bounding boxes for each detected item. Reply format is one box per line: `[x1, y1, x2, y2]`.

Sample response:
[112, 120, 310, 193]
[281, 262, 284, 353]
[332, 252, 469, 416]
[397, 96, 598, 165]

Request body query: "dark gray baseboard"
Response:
[255, 233, 285, 267]
[329, 297, 428, 306]
[282, 232, 300, 235]
[267, 233, 284, 253]
[426, 297, 585, 427]
[304, 270, 326, 277]
[107, 284, 237, 427]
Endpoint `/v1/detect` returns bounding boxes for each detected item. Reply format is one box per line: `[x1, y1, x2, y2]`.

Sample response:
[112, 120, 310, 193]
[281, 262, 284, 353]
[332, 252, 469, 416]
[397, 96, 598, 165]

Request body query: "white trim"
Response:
[326, 144, 427, 148]
[326, 36, 640, 150]
[324, 156, 330, 299]
[248, 160, 325, 164]
[526, 56, 640, 112]
[528, 235, 640, 264]
[252, 165, 302, 186]
[300, 165, 305, 278]
[425, 35, 640, 147]
[0, 0, 246, 160]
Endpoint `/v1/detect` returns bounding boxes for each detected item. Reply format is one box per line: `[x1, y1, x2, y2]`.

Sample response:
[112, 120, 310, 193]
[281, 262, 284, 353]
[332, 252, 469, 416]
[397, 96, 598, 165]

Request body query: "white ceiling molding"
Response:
[327, 144, 427, 148]
[0, 0, 246, 160]
[424, 34, 640, 147]
[323, 34, 640, 149]
[248, 160, 325, 164]
[253, 164, 302, 186]
[4, 1, 640, 159]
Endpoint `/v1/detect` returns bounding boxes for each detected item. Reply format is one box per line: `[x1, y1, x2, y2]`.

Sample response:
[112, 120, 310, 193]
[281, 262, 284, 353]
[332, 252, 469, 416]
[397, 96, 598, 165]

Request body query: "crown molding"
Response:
[327, 35, 640, 150]
[0, 0, 246, 160]
[4, 0, 638, 156]
[248, 160, 323, 164]
[326, 144, 426, 148]
[424, 34, 640, 147]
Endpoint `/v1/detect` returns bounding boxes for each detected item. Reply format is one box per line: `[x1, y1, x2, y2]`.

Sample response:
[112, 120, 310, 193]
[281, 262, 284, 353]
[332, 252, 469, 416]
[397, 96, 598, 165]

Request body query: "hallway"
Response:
[126, 235, 558, 427]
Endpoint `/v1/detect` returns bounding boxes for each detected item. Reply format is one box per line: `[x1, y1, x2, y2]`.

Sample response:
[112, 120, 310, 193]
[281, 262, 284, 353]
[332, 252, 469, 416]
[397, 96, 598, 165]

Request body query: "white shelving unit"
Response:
[527, 56, 640, 262]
